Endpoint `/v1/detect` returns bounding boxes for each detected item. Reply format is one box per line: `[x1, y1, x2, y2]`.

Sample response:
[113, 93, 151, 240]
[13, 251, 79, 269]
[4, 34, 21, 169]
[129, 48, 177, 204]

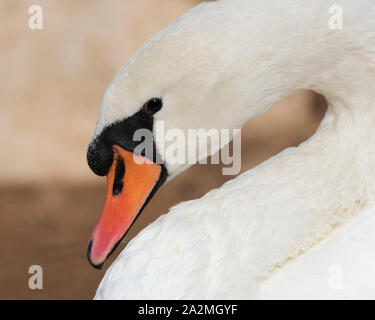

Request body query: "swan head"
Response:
[86, 2, 276, 268]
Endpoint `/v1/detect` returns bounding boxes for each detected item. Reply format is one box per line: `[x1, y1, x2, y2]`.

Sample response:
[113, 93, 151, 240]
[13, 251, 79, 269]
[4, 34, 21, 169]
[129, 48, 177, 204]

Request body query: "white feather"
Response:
[93, 0, 375, 299]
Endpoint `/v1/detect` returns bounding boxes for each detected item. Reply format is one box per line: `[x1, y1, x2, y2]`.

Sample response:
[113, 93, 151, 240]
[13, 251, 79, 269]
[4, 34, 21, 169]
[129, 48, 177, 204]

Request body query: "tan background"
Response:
[0, 0, 326, 299]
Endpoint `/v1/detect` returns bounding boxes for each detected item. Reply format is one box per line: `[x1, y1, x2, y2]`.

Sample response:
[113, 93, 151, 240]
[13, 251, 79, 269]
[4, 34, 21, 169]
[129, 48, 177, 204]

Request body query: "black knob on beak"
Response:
[87, 137, 114, 177]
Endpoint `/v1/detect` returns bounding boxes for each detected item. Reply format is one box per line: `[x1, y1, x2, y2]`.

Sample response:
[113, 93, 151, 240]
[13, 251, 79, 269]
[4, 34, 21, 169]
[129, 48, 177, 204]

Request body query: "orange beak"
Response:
[87, 145, 162, 269]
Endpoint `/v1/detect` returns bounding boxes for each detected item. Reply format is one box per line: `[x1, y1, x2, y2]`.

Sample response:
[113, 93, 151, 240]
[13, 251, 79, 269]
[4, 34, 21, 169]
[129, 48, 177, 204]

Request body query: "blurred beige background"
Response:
[0, 0, 326, 299]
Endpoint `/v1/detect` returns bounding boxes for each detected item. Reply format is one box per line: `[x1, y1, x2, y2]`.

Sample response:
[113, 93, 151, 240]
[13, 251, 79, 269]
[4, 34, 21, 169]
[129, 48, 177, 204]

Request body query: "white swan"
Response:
[86, 0, 375, 299]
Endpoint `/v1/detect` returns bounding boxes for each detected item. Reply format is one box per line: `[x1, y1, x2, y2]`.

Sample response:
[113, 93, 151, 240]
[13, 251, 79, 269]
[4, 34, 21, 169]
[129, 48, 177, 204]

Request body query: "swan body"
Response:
[90, 0, 375, 299]
[258, 205, 375, 299]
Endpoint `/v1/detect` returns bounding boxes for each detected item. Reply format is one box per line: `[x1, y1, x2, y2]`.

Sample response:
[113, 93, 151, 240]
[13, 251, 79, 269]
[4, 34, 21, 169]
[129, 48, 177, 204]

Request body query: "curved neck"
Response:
[206, 1, 375, 131]
[158, 0, 375, 178]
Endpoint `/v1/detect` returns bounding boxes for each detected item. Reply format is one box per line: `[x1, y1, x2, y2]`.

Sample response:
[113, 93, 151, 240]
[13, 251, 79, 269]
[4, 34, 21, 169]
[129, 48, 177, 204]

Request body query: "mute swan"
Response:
[87, 0, 375, 299]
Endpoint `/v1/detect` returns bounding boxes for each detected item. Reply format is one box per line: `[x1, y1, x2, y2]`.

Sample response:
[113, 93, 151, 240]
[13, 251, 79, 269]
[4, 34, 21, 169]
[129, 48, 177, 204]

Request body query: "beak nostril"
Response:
[113, 156, 126, 197]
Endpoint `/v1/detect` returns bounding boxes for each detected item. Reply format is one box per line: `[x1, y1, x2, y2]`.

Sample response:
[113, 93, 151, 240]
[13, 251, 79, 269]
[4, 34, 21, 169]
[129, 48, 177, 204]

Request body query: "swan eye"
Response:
[143, 98, 162, 115]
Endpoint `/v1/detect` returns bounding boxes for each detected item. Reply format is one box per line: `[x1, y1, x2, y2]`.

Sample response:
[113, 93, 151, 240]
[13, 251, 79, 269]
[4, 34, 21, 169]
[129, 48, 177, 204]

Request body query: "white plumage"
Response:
[259, 205, 375, 299]
[92, 0, 375, 299]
